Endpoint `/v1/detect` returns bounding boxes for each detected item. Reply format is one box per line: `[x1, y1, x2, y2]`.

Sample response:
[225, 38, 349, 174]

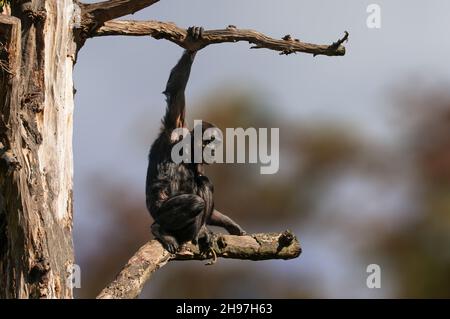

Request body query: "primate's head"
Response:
[191, 121, 222, 164]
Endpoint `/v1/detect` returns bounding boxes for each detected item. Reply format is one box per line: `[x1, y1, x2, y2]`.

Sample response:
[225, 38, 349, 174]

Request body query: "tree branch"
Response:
[91, 20, 348, 57]
[79, 0, 160, 37]
[97, 231, 301, 299]
[81, 0, 160, 23]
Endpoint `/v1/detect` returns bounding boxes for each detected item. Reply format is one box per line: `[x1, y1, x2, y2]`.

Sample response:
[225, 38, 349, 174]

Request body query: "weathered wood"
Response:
[96, 240, 172, 299]
[0, 0, 78, 298]
[97, 231, 301, 299]
[81, 0, 160, 23]
[92, 20, 347, 57]
[79, 0, 160, 38]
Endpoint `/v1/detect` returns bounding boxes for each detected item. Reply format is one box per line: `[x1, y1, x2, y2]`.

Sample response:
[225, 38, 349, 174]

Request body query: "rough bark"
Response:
[97, 231, 301, 299]
[77, 0, 160, 41]
[80, 0, 160, 25]
[91, 20, 347, 56]
[0, 0, 78, 298]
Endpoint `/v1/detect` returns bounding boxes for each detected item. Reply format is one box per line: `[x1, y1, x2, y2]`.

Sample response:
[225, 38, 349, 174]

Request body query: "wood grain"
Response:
[92, 20, 347, 57]
[97, 231, 301, 299]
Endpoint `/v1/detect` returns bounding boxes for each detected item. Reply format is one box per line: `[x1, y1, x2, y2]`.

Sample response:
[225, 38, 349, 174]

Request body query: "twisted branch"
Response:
[80, 0, 160, 25]
[90, 20, 347, 57]
[97, 231, 301, 299]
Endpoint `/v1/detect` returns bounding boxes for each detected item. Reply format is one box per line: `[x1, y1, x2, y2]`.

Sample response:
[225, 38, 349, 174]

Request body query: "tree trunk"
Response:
[0, 0, 77, 298]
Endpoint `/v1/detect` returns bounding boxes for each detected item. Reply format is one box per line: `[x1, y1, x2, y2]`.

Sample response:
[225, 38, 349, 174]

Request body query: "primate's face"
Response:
[202, 122, 222, 162]
[191, 122, 222, 164]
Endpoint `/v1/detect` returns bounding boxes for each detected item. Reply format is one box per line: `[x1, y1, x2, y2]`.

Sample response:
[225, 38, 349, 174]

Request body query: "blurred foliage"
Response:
[370, 88, 450, 297]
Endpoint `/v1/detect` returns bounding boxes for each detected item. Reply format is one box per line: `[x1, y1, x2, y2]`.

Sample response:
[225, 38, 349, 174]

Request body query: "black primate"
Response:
[146, 27, 246, 253]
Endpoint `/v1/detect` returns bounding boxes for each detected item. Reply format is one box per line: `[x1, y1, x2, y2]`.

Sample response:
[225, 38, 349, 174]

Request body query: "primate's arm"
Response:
[162, 27, 203, 131]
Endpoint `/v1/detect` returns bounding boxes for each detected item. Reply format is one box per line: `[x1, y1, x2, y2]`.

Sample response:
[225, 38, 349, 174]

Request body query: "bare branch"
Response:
[79, 0, 160, 37]
[97, 231, 301, 299]
[91, 20, 347, 57]
[81, 0, 159, 22]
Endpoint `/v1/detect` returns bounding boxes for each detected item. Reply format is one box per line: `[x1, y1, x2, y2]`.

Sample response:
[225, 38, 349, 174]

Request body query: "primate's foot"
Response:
[208, 210, 247, 236]
[188, 26, 204, 40]
[228, 224, 247, 236]
[160, 236, 179, 254]
[151, 223, 179, 253]
[196, 226, 214, 251]
[196, 226, 217, 265]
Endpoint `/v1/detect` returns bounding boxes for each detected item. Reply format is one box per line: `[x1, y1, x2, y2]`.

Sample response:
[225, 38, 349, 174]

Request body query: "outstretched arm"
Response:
[162, 26, 203, 131]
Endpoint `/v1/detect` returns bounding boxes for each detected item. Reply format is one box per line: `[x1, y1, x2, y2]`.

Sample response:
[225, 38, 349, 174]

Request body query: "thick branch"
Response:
[79, 0, 160, 37]
[81, 0, 159, 24]
[97, 231, 301, 299]
[92, 20, 348, 57]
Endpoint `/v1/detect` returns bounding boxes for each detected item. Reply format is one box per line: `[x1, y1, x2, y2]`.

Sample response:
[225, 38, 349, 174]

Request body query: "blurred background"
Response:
[73, 0, 450, 298]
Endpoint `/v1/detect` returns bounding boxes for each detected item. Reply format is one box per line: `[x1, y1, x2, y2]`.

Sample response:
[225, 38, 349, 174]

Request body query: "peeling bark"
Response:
[97, 231, 301, 299]
[92, 20, 347, 57]
[0, 0, 78, 298]
[80, 0, 160, 25]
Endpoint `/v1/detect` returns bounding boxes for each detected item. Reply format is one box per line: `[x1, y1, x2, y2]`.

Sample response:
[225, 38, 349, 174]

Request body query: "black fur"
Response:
[146, 27, 245, 253]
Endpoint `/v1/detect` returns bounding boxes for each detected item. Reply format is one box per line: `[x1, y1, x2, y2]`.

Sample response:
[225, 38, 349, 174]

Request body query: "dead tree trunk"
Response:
[0, 0, 347, 299]
[0, 1, 77, 298]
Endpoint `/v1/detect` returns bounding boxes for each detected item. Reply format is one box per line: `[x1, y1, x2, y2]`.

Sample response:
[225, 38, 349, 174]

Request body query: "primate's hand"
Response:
[187, 26, 204, 41]
[186, 26, 204, 53]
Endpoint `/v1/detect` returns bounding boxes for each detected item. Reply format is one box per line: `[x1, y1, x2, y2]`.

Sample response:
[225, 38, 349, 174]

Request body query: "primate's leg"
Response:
[154, 194, 206, 252]
[156, 194, 205, 231]
[208, 209, 246, 235]
[151, 223, 179, 253]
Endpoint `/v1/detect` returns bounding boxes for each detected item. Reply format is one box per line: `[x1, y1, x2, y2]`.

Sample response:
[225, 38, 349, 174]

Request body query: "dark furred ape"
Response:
[146, 27, 245, 253]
